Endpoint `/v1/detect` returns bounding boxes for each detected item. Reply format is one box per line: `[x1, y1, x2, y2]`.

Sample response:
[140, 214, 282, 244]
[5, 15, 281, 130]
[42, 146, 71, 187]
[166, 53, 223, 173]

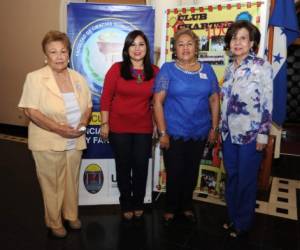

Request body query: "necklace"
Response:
[130, 67, 144, 84]
[176, 59, 198, 67]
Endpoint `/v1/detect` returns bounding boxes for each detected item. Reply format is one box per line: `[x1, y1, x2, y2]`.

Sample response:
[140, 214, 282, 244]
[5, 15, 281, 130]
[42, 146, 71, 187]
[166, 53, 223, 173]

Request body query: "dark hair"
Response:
[224, 20, 261, 52]
[42, 30, 71, 55]
[173, 28, 199, 58]
[120, 30, 154, 81]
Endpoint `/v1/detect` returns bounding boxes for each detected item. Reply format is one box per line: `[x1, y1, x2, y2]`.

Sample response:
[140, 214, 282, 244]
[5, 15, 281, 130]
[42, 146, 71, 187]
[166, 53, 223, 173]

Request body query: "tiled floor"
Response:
[1, 135, 300, 250]
[195, 176, 299, 220]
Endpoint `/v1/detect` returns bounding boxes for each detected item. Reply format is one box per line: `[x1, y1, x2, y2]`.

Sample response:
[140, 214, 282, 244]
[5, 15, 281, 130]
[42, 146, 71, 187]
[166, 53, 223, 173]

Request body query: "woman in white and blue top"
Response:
[220, 21, 273, 238]
[153, 28, 220, 226]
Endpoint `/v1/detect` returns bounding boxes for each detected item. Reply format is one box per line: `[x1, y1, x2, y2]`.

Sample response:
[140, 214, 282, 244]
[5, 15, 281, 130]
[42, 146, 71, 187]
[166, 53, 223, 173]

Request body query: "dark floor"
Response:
[1, 131, 300, 250]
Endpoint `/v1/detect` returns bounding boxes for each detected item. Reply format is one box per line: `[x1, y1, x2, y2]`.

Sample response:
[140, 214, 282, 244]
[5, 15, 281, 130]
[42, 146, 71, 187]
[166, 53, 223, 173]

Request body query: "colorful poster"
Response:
[67, 3, 155, 204]
[153, 0, 270, 200]
[160, 0, 270, 82]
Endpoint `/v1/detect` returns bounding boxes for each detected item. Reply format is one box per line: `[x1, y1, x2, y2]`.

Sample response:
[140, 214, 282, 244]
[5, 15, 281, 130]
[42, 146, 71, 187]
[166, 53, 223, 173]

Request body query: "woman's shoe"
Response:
[51, 226, 67, 238]
[69, 219, 82, 230]
[163, 213, 175, 227]
[134, 210, 144, 219]
[183, 211, 197, 224]
[229, 228, 248, 238]
[223, 221, 234, 230]
[122, 211, 134, 221]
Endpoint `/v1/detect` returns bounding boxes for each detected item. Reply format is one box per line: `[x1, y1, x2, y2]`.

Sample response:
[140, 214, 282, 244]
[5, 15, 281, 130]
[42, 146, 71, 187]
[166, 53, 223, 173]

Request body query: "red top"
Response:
[100, 62, 159, 133]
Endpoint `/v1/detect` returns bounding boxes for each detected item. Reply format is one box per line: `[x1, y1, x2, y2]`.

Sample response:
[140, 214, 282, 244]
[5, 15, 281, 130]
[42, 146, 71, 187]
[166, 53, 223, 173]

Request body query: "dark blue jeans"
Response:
[109, 132, 152, 212]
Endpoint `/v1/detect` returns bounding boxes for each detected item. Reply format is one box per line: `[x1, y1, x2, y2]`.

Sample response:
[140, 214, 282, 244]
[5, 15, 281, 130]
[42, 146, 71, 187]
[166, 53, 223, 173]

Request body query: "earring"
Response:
[44, 58, 48, 64]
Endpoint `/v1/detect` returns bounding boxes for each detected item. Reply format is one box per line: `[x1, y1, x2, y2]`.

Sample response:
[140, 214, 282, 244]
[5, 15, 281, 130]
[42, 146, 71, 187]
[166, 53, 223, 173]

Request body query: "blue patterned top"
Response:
[154, 62, 219, 140]
[220, 53, 273, 145]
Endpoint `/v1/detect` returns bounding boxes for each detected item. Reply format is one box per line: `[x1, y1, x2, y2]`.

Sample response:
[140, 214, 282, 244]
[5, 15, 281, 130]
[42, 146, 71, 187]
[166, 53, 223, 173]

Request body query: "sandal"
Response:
[223, 221, 234, 230]
[122, 211, 134, 221]
[229, 228, 247, 238]
[134, 210, 144, 219]
[183, 211, 197, 224]
[163, 213, 175, 227]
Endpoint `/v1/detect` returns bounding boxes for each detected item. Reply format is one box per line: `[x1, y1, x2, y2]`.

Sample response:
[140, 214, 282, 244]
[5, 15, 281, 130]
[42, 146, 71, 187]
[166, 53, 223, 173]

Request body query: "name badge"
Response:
[75, 83, 82, 92]
[199, 73, 208, 79]
[237, 70, 245, 77]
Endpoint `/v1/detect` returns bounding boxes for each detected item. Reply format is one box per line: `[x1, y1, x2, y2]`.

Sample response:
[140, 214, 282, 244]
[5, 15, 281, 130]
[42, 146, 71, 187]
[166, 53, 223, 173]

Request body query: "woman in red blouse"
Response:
[100, 30, 159, 221]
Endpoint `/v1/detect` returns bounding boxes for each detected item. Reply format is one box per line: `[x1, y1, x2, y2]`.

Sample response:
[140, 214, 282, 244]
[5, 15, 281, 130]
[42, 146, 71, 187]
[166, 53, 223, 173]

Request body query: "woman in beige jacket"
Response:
[18, 30, 92, 238]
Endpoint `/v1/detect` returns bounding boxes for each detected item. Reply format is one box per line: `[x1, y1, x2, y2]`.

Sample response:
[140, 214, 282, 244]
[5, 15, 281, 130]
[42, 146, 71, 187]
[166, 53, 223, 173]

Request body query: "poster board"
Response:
[153, 0, 271, 199]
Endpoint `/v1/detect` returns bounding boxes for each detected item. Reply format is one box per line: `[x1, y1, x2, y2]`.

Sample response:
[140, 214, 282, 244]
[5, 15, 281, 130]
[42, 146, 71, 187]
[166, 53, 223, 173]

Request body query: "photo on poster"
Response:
[201, 138, 222, 168]
[210, 35, 225, 51]
[199, 166, 219, 196]
[199, 35, 209, 51]
[198, 52, 225, 65]
[201, 143, 214, 166]
[219, 172, 226, 201]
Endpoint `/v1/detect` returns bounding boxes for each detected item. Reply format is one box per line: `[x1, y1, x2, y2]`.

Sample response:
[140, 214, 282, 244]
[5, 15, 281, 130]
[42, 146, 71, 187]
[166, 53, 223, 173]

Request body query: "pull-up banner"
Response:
[67, 3, 155, 205]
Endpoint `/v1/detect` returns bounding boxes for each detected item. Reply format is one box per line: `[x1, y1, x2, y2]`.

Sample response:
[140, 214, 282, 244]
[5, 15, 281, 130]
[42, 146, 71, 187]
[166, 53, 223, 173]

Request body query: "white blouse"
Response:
[62, 92, 81, 150]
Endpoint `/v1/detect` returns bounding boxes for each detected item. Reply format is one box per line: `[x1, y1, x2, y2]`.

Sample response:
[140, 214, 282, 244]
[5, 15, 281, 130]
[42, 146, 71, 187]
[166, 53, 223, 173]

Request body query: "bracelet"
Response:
[211, 127, 219, 132]
[78, 126, 86, 132]
[159, 130, 167, 138]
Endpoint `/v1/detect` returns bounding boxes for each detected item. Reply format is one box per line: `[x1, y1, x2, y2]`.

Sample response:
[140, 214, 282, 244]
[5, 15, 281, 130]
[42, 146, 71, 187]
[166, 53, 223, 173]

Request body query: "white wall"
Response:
[0, 0, 61, 126]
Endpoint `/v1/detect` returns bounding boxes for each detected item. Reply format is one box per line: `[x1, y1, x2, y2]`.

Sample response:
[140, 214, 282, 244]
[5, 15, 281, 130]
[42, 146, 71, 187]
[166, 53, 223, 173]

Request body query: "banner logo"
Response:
[71, 18, 137, 105]
[83, 163, 104, 194]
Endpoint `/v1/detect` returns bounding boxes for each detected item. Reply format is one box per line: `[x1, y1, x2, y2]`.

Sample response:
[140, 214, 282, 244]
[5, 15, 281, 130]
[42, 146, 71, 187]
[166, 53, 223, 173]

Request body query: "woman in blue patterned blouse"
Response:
[220, 21, 273, 238]
[153, 28, 220, 226]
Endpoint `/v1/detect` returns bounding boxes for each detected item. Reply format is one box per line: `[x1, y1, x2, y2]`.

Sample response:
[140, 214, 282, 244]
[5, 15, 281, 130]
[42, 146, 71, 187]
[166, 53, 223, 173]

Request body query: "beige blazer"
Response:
[18, 65, 92, 151]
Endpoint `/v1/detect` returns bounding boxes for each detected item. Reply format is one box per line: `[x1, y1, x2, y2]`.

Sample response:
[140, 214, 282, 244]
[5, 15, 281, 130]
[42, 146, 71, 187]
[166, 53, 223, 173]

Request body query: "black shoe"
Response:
[223, 221, 234, 230]
[183, 212, 197, 224]
[163, 213, 175, 227]
[122, 211, 134, 221]
[134, 210, 144, 220]
[229, 228, 248, 238]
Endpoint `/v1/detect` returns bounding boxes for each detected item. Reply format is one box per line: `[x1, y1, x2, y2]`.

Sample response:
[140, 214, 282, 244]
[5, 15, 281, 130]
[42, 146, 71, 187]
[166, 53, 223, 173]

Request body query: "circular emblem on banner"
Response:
[83, 163, 104, 194]
[71, 18, 137, 106]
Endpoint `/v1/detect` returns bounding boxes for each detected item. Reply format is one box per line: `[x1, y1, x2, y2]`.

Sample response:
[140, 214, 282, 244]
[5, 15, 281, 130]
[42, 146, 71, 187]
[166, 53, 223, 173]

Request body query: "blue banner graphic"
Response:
[67, 3, 155, 158]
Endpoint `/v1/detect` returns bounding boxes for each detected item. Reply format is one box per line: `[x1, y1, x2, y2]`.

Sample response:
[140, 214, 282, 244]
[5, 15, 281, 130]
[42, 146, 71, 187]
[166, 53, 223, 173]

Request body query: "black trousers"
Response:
[109, 132, 152, 212]
[163, 137, 206, 213]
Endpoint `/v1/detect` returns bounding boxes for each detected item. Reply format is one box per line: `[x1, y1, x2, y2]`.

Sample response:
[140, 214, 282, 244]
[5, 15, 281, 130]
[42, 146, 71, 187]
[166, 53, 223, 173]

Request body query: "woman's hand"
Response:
[100, 123, 109, 140]
[256, 142, 266, 151]
[57, 123, 84, 138]
[208, 128, 218, 145]
[24, 108, 84, 138]
[159, 134, 170, 150]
